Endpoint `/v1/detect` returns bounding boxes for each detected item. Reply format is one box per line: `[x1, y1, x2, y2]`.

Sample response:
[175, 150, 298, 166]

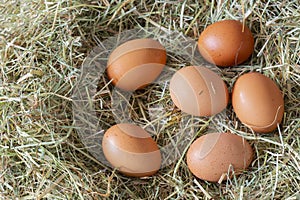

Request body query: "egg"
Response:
[187, 132, 253, 182]
[198, 19, 254, 67]
[169, 66, 229, 116]
[106, 38, 167, 91]
[102, 123, 161, 177]
[232, 72, 284, 133]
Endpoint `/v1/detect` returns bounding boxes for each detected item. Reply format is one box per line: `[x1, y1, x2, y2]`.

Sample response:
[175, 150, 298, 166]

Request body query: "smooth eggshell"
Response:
[102, 123, 161, 177]
[232, 72, 284, 133]
[169, 66, 229, 116]
[187, 132, 253, 182]
[107, 38, 167, 91]
[198, 19, 254, 67]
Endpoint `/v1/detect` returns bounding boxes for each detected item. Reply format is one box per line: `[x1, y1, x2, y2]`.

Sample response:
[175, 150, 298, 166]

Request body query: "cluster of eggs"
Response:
[102, 20, 284, 182]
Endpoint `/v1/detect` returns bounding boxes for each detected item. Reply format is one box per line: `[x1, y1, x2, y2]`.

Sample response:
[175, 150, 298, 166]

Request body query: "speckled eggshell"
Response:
[107, 38, 167, 91]
[169, 66, 229, 116]
[198, 19, 254, 67]
[187, 132, 253, 182]
[102, 123, 161, 177]
[232, 72, 284, 133]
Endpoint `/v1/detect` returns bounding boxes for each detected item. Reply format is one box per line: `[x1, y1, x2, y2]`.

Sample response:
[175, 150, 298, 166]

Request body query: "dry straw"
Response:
[0, 0, 299, 199]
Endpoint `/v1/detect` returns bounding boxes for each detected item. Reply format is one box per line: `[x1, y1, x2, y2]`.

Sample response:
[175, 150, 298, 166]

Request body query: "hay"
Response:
[1, 0, 299, 199]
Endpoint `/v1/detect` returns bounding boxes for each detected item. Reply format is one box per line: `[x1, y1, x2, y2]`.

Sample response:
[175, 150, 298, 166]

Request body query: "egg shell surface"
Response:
[187, 132, 253, 182]
[169, 66, 229, 116]
[107, 38, 167, 91]
[232, 72, 284, 133]
[198, 19, 254, 67]
[102, 123, 161, 177]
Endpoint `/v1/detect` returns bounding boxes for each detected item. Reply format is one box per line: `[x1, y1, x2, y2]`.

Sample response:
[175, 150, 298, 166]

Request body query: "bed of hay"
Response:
[1, 1, 299, 199]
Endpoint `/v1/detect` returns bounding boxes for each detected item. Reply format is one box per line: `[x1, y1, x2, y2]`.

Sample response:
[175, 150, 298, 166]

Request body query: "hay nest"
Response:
[1, 1, 299, 199]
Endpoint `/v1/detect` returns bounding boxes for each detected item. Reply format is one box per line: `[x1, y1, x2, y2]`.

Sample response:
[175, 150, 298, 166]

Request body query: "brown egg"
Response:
[232, 72, 284, 133]
[198, 19, 254, 67]
[187, 132, 253, 182]
[169, 66, 229, 116]
[107, 38, 167, 91]
[102, 123, 161, 177]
